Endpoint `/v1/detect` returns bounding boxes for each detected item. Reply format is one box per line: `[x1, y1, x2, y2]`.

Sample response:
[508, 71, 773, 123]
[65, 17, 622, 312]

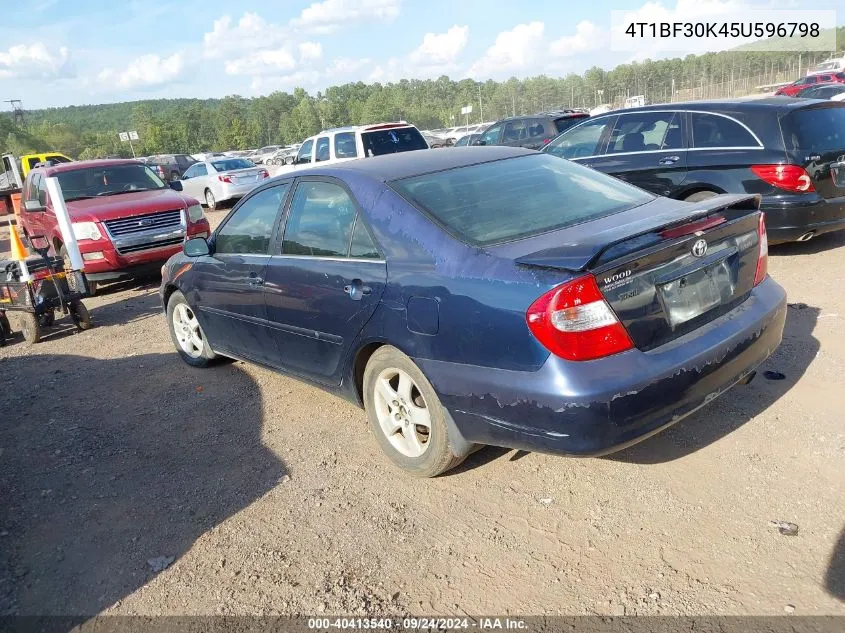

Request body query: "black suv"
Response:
[476, 111, 589, 150]
[544, 98, 845, 244]
[145, 154, 197, 181]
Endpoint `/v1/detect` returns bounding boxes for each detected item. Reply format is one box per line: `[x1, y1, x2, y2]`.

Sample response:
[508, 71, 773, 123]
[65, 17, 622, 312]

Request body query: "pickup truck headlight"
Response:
[72, 222, 102, 241]
[187, 204, 204, 222]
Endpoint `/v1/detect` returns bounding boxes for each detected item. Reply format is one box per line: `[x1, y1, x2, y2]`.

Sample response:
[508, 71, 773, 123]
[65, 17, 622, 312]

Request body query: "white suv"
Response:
[270, 122, 429, 176]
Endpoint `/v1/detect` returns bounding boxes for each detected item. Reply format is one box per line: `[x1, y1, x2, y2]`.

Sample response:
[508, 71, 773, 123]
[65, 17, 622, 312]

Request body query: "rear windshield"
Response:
[785, 106, 845, 152]
[390, 154, 654, 246]
[361, 127, 428, 156]
[554, 116, 588, 133]
[211, 158, 255, 171]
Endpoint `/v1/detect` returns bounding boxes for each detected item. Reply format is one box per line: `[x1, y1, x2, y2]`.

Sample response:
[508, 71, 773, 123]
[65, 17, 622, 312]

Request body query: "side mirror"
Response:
[24, 200, 46, 212]
[183, 237, 210, 258]
[168, 180, 183, 191]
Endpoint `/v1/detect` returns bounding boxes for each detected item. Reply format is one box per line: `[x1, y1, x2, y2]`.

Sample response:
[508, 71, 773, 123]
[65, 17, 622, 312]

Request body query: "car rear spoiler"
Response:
[514, 193, 761, 272]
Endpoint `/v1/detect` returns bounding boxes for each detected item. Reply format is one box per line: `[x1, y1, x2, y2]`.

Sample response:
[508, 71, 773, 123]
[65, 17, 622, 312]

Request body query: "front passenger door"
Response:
[190, 183, 290, 364]
[263, 178, 387, 384]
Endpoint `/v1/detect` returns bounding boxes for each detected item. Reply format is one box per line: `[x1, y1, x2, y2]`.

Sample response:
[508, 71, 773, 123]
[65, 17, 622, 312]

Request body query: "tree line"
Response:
[3, 29, 843, 160]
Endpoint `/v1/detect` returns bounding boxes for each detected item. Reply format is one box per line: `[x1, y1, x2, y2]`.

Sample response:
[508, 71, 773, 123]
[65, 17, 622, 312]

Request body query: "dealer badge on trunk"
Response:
[691, 239, 708, 257]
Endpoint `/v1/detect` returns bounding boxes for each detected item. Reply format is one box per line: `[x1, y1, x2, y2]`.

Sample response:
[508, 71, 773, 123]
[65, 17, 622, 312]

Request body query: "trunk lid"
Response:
[506, 194, 764, 351]
[782, 102, 845, 199]
[222, 166, 265, 186]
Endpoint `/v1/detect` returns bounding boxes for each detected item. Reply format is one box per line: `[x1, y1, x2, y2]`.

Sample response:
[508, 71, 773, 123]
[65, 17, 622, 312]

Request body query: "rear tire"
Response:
[167, 290, 216, 367]
[363, 346, 465, 477]
[70, 301, 92, 331]
[19, 313, 41, 345]
[684, 190, 719, 202]
[204, 189, 217, 211]
[39, 311, 55, 327]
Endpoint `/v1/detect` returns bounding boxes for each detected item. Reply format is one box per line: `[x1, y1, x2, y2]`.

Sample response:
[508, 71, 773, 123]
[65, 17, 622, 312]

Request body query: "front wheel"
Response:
[204, 189, 217, 211]
[19, 313, 42, 345]
[167, 290, 216, 367]
[363, 346, 465, 477]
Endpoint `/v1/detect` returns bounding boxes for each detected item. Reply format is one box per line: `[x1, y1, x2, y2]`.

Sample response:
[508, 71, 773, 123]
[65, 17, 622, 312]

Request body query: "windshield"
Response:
[390, 154, 654, 246]
[211, 158, 256, 172]
[57, 164, 167, 201]
[361, 127, 428, 156]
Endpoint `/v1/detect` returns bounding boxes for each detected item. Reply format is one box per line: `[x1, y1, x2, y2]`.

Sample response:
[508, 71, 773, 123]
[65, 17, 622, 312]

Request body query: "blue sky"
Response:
[0, 0, 842, 109]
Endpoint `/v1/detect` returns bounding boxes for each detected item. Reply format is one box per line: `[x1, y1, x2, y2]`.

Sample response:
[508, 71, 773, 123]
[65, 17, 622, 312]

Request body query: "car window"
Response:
[296, 140, 314, 164]
[26, 173, 40, 202]
[607, 112, 682, 153]
[784, 106, 845, 152]
[502, 119, 529, 142]
[554, 116, 587, 134]
[194, 164, 208, 176]
[360, 127, 428, 156]
[691, 112, 759, 148]
[282, 181, 358, 257]
[349, 217, 380, 259]
[215, 184, 289, 255]
[479, 124, 502, 145]
[392, 153, 654, 247]
[334, 132, 358, 158]
[36, 175, 47, 206]
[27, 157, 39, 170]
[182, 165, 198, 179]
[315, 137, 330, 162]
[543, 117, 614, 159]
[525, 119, 547, 138]
[454, 136, 470, 147]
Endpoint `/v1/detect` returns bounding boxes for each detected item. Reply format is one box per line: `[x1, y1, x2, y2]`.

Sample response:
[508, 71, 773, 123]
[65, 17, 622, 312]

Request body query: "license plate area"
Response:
[658, 258, 736, 328]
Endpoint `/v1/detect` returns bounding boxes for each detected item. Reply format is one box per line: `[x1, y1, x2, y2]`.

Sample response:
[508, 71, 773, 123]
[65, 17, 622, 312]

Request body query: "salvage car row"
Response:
[14, 96, 845, 477]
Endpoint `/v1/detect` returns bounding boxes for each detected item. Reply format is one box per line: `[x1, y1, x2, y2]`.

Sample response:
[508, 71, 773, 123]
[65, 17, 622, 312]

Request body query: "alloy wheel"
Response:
[373, 368, 431, 458]
[172, 302, 204, 358]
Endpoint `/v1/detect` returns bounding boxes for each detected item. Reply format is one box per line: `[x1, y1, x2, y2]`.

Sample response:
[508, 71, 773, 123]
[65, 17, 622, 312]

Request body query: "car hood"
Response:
[65, 189, 196, 222]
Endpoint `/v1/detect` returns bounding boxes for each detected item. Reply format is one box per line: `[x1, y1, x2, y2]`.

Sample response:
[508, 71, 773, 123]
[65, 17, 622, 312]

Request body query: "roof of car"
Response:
[37, 159, 142, 176]
[318, 122, 416, 135]
[287, 146, 535, 182]
[493, 111, 588, 123]
[618, 96, 841, 113]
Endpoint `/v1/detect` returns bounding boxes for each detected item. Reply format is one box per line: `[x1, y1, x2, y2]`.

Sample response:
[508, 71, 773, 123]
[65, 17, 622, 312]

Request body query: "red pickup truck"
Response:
[17, 159, 210, 293]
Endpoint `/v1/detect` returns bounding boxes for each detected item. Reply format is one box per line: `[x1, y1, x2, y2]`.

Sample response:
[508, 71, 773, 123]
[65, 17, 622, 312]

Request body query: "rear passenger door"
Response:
[588, 111, 688, 197]
[263, 178, 387, 384]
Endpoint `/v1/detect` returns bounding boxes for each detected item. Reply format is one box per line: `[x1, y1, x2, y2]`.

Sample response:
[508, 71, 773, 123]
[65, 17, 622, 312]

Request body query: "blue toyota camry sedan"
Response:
[160, 147, 787, 477]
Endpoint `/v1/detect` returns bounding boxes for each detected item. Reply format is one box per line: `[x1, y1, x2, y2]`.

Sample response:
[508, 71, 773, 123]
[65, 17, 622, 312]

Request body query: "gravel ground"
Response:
[0, 210, 843, 618]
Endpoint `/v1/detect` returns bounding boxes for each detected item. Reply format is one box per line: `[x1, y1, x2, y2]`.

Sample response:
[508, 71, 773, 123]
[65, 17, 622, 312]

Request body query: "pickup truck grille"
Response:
[103, 209, 183, 237]
[102, 209, 186, 255]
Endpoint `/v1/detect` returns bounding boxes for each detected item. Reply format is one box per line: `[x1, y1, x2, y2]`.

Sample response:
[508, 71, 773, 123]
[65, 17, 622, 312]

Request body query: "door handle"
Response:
[658, 155, 680, 165]
[247, 276, 264, 287]
[343, 280, 370, 300]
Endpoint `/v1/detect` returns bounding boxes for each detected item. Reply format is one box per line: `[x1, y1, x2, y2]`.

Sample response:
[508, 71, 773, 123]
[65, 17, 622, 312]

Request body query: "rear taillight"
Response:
[754, 212, 768, 286]
[526, 275, 634, 361]
[751, 164, 815, 193]
[259, 169, 269, 178]
[218, 175, 232, 183]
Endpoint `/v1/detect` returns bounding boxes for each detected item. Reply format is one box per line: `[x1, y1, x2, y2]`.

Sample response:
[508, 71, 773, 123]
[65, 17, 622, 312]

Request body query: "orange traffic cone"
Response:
[9, 224, 29, 261]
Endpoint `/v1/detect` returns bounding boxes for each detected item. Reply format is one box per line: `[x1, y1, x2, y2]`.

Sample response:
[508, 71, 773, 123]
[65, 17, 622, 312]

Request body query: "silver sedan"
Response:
[180, 158, 269, 210]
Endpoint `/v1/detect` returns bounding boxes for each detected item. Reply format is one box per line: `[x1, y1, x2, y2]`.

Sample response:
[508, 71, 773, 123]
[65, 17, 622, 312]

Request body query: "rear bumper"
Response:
[219, 182, 262, 201]
[418, 277, 787, 456]
[761, 194, 845, 243]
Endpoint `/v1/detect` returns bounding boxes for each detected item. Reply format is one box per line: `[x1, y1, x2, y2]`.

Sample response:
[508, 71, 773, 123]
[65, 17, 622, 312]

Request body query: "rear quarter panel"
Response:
[346, 181, 556, 372]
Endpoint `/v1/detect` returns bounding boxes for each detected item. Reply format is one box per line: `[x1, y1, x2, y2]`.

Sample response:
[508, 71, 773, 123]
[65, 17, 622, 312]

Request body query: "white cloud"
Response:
[203, 13, 287, 58]
[0, 43, 71, 80]
[299, 42, 323, 62]
[467, 22, 546, 79]
[328, 57, 373, 75]
[409, 25, 468, 65]
[225, 49, 298, 76]
[97, 53, 184, 89]
[293, 0, 402, 34]
[549, 21, 602, 57]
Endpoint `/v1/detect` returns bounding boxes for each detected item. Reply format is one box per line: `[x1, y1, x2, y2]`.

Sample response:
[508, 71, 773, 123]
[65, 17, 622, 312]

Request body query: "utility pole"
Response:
[478, 83, 483, 123]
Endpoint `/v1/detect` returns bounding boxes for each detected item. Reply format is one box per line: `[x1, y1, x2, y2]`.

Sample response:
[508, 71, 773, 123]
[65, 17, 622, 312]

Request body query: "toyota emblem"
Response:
[691, 239, 708, 257]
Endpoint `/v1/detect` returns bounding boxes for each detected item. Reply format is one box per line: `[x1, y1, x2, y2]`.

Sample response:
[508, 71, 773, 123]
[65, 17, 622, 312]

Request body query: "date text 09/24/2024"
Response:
[307, 618, 528, 630]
